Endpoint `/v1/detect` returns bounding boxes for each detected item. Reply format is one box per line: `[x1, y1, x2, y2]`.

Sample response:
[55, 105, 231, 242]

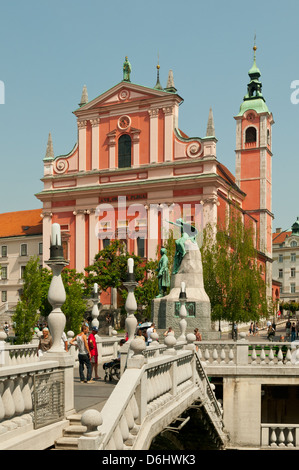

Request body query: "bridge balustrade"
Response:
[196, 334, 299, 367]
[78, 337, 227, 451]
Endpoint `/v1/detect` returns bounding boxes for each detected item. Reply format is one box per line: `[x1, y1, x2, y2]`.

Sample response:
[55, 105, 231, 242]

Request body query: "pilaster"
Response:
[78, 120, 87, 171]
[90, 118, 100, 170]
[148, 108, 159, 164]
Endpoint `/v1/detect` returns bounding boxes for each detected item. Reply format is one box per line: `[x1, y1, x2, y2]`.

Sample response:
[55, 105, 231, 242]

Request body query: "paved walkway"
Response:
[73, 362, 116, 414]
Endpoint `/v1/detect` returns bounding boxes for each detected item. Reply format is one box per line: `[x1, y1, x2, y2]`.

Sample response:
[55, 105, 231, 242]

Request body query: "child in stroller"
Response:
[103, 339, 125, 382]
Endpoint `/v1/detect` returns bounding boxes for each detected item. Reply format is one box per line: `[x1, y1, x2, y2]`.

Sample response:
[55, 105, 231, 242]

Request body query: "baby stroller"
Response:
[103, 359, 120, 382]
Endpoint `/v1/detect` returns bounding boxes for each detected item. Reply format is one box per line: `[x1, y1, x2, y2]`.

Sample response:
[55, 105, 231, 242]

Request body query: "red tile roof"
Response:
[272, 231, 291, 245]
[0, 209, 42, 238]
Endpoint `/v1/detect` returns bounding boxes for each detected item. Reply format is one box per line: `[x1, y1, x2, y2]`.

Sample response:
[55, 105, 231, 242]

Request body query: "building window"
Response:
[290, 241, 298, 247]
[291, 268, 296, 278]
[118, 134, 132, 168]
[278, 269, 283, 278]
[1, 266, 7, 280]
[39, 243, 43, 255]
[245, 126, 257, 143]
[1, 291, 7, 302]
[21, 266, 26, 279]
[291, 283, 296, 294]
[103, 238, 110, 249]
[137, 237, 145, 258]
[20, 244, 27, 256]
[278, 254, 283, 263]
[1, 246, 7, 257]
[291, 253, 296, 262]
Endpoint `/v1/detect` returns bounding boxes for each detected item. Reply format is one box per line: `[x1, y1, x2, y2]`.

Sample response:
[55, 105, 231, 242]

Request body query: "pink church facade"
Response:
[35, 54, 276, 304]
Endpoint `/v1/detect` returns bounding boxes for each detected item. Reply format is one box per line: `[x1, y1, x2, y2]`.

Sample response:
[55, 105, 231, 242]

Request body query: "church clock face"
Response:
[118, 115, 131, 130]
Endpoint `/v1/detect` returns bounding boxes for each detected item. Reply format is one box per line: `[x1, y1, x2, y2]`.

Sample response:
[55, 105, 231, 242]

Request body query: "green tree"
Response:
[12, 256, 43, 344]
[201, 212, 268, 335]
[85, 240, 158, 318]
[61, 269, 87, 334]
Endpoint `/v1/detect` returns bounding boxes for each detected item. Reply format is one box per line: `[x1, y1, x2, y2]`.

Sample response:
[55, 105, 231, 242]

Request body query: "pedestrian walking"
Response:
[286, 319, 291, 340]
[291, 322, 296, 342]
[70, 325, 93, 383]
[88, 326, 100, 380]
[248, 322, 253, 336]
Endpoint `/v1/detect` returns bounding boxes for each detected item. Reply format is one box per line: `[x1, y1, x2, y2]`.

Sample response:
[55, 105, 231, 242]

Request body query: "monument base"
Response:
[151, 297, 220, 340]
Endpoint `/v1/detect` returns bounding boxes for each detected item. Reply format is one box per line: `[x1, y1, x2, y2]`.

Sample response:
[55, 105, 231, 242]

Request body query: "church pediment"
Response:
[74, 82, 179, 115]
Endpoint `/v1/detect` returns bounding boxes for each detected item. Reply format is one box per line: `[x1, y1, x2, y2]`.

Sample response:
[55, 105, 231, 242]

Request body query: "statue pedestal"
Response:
[151, 240, 220, 340]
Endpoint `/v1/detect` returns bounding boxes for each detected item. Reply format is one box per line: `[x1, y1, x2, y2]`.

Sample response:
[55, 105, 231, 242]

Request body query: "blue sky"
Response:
[0, 0, 298, 231]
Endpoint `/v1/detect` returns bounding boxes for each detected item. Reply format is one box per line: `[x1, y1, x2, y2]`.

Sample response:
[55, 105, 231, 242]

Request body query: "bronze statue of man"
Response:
[156, 247, 170, 297]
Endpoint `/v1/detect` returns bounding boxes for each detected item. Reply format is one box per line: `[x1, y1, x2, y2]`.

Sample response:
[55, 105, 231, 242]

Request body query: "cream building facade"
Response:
[272, 217, 299, 303]
[0, 209, 43, 316]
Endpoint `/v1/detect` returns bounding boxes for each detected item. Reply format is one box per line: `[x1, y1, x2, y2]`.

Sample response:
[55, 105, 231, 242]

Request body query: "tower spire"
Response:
[79, 84, 88, 107]
[165, 69, 177, 93]
[44, 132, 54, 161]
[206, 107, 215, 137]
[237, 39, 269, 116]
[154, 54, 163, 90]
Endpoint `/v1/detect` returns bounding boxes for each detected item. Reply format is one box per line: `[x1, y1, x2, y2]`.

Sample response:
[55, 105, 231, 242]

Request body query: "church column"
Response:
[90, 118, 100, 170]
[78, 120, 87, 171]
[74, 210, 85, 272]
[163, 106, 174, 162]
[200, 194, 219, 234]
[107, 130, 116, 169]
[131, 128, 141, 167]
[148, 108, 159, 164]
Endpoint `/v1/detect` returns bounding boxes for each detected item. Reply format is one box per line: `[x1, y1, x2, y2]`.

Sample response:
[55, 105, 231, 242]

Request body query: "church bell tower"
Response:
[235, 44, 274, 259]
[235, 44, 274, 298]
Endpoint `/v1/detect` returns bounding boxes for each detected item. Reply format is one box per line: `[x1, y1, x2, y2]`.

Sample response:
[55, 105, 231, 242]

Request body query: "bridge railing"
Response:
[196, 333, 299, 367]
[261, 424, 299, 448]
[78, 335, 227, 451]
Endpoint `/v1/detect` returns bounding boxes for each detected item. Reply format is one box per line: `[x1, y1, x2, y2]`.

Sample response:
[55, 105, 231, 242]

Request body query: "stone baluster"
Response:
[2, 378, 15, 420]
[220, 348, 226, 364]
[251, 346, 257, 364]
[285, 346, 292, 365]
[123, 258, 138, 344]
[287, 427, 294, 447]
[212, 348, 219, 364]
[278, 427, 286, 447]
[268, 346, 275, 365]
[270, 427, 278, 446]
[277, 346, 284, 364]
[260, 346, 266, 365]
[228, 346, 234, 364]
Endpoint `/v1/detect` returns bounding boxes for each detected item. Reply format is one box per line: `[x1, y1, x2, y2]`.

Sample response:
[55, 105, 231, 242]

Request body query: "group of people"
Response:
[37, 323, 100, 383]
[248, 322, 260, 336]
[285, 318, 299, 342]
[70, 324, 100, 383]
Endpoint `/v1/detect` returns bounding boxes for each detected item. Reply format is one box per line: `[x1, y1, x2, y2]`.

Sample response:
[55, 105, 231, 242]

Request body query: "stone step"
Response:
[63, 425, 87, 437]
[54, 437, 80, 450]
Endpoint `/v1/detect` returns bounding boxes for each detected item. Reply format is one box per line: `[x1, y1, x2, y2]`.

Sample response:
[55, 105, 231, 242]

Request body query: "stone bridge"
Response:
[78, 334, 227, 450]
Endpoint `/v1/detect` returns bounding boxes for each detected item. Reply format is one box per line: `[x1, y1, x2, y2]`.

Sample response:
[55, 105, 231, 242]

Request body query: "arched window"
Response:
[290, 240, 298, 247]
[118, 134, 131, 168]
[245, 126, 257, 143]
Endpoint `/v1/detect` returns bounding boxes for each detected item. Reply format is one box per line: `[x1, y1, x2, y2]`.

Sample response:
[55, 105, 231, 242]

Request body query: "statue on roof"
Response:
[123, 56, 132, 82]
